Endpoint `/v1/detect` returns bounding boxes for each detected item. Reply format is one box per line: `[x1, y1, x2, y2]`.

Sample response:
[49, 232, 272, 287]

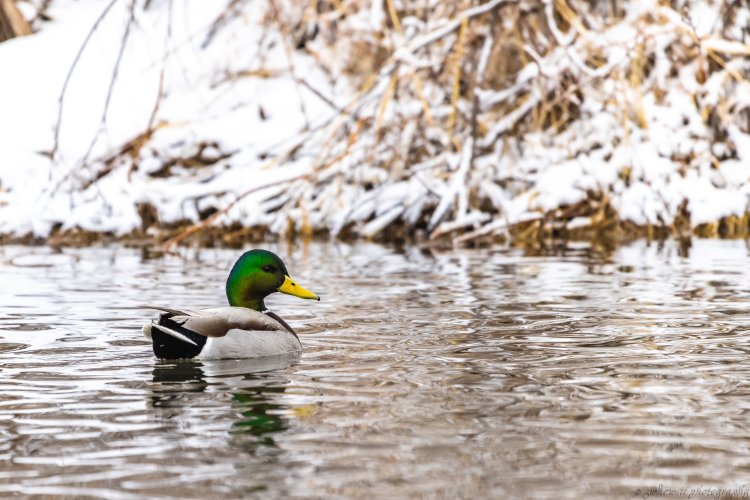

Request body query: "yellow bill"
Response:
[278, 275, 320, 300]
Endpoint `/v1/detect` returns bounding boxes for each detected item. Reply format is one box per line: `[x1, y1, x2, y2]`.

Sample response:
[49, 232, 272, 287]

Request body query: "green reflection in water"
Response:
[231, 387, 288, 446]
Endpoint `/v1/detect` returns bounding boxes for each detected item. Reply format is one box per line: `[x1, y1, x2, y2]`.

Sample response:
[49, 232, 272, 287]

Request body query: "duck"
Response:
[143, 249, 319, 360]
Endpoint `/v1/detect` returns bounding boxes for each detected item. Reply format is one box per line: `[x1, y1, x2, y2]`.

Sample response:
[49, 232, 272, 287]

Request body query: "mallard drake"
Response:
[143, 249, 319, 360]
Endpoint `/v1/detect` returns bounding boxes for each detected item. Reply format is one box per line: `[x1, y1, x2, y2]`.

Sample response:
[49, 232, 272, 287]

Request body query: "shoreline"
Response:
[2, 212, 748, 250]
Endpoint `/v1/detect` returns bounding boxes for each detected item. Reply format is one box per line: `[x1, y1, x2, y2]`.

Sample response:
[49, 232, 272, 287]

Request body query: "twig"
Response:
[298, 78, 345, 113]
[454, 216, 542, 244]
[479, 89, 541, 148]
[50, 0, 118, 162]
[50, 0, 137, 203]
[201, 0, 249, 49]
[147, 0, 173, 132]
[448, 15, 469, 141]
[79, 0, 137, 168]
[428, 11, 497, 237]
[160, 174, 306, 250]
[427, 136, 473, 232]
[385, 0, 403, 33]
[399, 0, 517, 57]
[471, 12, 496, 145]
[429, 211, 492, 240]
[477, 62, 537, 111]
[374, 70, 399, 136]
[156, 117, 368, 250]
[267, 0, 310, 129]
[545, 0, 576, 46]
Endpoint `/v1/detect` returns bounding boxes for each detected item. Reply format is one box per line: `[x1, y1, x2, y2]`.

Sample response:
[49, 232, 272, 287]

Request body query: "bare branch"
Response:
[146, 0, 173, 132]
[50, 0, 118, 161]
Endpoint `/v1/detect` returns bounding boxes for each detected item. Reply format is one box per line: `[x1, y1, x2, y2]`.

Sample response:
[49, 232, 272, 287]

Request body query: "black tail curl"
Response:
[152, 313, 207, 360]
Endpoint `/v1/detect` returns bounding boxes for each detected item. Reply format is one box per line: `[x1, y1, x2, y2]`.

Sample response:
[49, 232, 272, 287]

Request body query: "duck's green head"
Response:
[226, 249, 319, 311]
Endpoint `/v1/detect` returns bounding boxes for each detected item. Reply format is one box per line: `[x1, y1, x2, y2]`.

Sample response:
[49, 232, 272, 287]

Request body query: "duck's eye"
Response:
[262, 265, 275, 273]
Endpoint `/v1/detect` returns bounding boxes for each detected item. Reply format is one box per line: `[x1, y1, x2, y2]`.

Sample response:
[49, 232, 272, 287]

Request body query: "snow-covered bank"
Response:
[1, 0, 750, 246]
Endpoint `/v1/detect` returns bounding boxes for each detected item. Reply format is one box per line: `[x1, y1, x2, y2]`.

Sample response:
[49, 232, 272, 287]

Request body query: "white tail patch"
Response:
[152, 323, 198, 346]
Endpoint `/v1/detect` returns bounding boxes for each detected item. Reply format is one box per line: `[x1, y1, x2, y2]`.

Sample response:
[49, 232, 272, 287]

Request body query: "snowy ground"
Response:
[1, 0, 750, 244]
[1, 0, 344, 238]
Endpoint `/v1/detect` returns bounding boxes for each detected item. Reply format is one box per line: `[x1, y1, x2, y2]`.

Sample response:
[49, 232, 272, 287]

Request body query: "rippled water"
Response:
[2, 240, 750, 498]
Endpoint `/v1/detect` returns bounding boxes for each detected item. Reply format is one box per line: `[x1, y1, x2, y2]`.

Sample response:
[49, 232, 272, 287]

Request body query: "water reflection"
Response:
[231, 389, 287, 445]
[1, 241, 750, 497]
[151, 362, 209, 402]
[149, 358, 296, 455]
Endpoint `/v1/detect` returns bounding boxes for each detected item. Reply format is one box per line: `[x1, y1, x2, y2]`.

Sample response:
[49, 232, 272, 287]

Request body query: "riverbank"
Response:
[2, 1, 750, 246]
[2, 209, 749, 250]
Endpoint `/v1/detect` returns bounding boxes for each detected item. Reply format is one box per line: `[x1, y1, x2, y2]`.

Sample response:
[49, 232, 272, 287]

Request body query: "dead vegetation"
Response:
[227, 0, 750, 247]
[12, 0, 750, 248]
[0, 0, 31, 42]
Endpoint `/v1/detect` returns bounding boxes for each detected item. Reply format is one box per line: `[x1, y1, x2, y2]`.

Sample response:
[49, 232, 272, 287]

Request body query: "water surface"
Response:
[1, 240, 750, 498]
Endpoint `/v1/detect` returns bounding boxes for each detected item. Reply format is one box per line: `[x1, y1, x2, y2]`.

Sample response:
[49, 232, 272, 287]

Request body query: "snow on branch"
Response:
[6, 0, 750, 244]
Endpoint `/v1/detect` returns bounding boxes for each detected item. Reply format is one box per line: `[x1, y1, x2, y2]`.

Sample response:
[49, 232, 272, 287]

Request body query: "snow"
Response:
[1, 0, 750, 243]
[0, 0, 342, 237]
